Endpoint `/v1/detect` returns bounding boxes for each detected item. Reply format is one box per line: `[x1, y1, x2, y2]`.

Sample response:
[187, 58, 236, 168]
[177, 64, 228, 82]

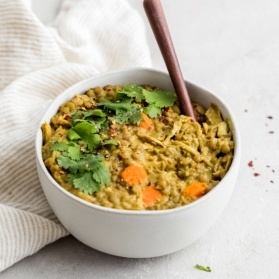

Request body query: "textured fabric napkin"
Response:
[0, 0, 151, 271]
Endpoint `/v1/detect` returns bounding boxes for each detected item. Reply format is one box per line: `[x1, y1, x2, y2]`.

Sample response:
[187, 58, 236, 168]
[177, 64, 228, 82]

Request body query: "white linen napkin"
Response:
[0, 0, 151, 271]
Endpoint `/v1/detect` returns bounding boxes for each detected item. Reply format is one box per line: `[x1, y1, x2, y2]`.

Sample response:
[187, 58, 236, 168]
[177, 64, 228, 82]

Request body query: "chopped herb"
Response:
[68, 129, 81, 140]
[67, 144, 83, 161]
[142, 88, 176, 108]
[102, 139, 118, 146]
[51, 142, 70, 152]
[51, 84, 176, 196]
[57, 153, 110, 193]
[72, 122, 101, 150]
[68, 172, 101, 195]
[195, 264, 211, 272]
[98, 98, 133, 112]
[144, 103, 162, 119]
[117, 84, 145, 102]
[70, 109, 108, 132]
[97, 84, 177, 122]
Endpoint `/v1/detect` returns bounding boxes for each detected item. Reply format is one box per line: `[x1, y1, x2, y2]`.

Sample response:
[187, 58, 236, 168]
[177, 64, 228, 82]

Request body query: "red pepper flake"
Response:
[254, 173, 260, 177]
[158, 115, 165, 122]
[267, 116, 273, 119]
[64, 115, 71, 120]
[248, 161, 253, 167]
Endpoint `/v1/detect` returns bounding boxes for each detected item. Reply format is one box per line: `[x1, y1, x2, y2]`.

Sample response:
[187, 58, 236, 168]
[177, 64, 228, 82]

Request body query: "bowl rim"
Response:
[35, 67, 241, 216]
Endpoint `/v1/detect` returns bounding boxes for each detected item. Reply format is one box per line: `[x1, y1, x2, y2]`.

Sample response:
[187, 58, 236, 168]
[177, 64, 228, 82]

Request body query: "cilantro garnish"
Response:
[50, 84, 176, 196]
[97, 84, 176, 123]
[117, 84, 145, 102]
[142, 88, 176, 108]
[144, 103, 162, 118]
[51, 117, 110, 194]
[113, 84, 177, 119]
[70, 109, 107, 132]
[70, 122, 101, 151]
[98, 98, 143, 124]
[195, 264, 211, 272]
[55, 148, 111, 194]
[68, 172, 100, 195]
[51, 142, 83, 160]
[98, 98, 133, 111]
[102, 139, 118, 146]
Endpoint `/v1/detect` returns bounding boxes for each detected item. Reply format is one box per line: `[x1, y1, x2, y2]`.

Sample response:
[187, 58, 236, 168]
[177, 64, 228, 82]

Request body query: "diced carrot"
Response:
[139, 113, 153, 131]
[120, 165, 148, 186]
[142, 186, 162, 207]
[182, 182, 208, 198]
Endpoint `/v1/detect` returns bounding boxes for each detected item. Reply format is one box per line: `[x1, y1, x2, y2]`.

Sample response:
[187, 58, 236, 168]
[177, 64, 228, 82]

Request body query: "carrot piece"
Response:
[139, 113, 153, 131]
[142, 186, 162, 207]
[120, 165, 148, 186]
[182, 182, 208, 198]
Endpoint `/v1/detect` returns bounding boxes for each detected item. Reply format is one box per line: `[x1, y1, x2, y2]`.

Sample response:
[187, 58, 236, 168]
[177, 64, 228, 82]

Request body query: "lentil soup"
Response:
[41, 84, 234, 210]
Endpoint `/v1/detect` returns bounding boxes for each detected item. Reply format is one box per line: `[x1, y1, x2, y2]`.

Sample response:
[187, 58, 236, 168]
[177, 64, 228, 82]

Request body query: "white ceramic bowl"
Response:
[35, 68, 241, 258]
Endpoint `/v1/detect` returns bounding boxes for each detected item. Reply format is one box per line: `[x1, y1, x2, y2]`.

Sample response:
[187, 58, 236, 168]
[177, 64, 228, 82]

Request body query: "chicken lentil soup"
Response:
[41, 84, 234, 210]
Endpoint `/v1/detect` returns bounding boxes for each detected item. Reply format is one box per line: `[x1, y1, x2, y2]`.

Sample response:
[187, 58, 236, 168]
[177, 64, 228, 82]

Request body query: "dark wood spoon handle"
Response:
[143, 0, 196, 120]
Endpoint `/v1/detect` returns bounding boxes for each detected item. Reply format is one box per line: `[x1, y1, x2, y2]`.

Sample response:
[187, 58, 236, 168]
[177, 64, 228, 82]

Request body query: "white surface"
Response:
[2, 0, 279, 278]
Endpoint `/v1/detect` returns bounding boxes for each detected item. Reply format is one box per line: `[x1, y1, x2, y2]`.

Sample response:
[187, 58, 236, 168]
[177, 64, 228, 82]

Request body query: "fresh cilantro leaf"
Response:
[92, 163, 111, 185]
[128, 106, 143, 124]
[144, 103, 162, 118]
[57, 155, 73, 171]
[114, 92, 130, 102]
[100, 120, 109, 132]
[67, 144, 83, 160]
[91, 109, 106, 117]
[73, 122, 100, 150]
[71, 110, 107, 131]
[61, 154, 110, 194]
[113, 106, 142, 124]
[81, 154, 104, 171]
[74, 121, 98, 134]
[51, 142, 82, 160]
[51, 142, 69, 152]
[98, 98, 132, 112]
[195, 264, 211, 272]
[68, 172, 101, 194]
[91, 117, 107, 131]
[57, 154, 101, 173]
[117, 84, 145, 102]
[68, 129, 81, 140]
[79, 134, 101, 151]
[102, 139, 118, 145]
[142, 88, 176, 108]
[71, 110, 93, 121]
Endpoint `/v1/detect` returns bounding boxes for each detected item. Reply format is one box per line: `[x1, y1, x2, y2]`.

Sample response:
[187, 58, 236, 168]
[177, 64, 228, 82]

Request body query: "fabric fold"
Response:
[0, 0, 151, 271]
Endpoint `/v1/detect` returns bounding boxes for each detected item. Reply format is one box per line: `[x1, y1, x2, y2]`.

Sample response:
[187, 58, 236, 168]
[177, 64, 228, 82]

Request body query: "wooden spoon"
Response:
[143, 0, 196, 120]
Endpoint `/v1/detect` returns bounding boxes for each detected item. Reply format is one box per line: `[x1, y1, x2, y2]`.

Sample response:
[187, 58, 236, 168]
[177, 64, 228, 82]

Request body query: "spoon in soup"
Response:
[143, 0, 196, 121]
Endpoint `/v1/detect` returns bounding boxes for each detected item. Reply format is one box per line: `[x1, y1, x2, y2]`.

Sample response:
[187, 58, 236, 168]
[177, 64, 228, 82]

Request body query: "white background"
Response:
[2, 0, 279, 278]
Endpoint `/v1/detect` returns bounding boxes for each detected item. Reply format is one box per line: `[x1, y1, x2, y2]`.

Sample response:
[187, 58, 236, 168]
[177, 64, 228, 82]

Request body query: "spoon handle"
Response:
[143, 0, 196, 120]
